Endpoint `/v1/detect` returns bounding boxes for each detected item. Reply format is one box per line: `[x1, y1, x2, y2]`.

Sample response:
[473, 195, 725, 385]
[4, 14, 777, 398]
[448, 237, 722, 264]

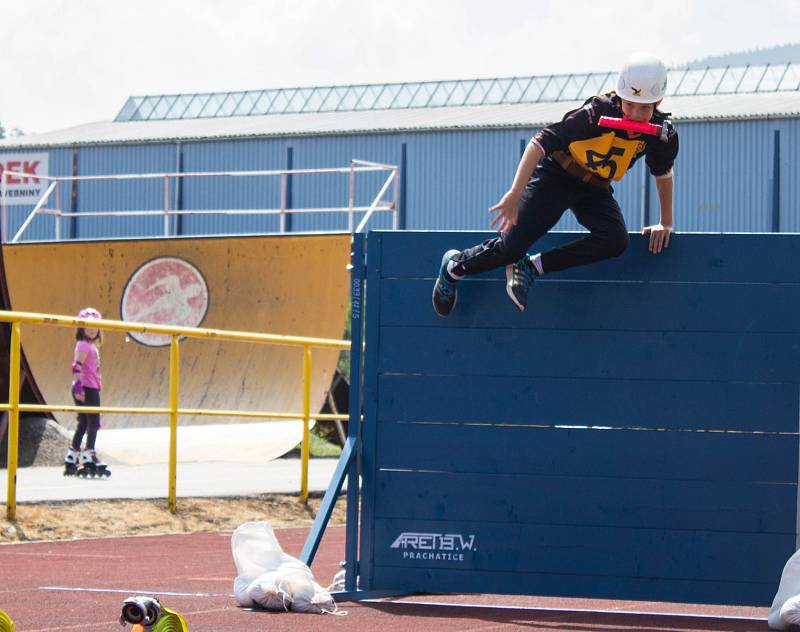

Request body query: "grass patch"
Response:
[282, 425, 342, 459]
[307, 431, 342, 457]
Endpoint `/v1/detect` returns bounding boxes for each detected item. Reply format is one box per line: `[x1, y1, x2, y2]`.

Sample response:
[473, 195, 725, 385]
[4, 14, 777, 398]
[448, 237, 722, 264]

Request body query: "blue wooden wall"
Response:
[355, 230, 800, 606]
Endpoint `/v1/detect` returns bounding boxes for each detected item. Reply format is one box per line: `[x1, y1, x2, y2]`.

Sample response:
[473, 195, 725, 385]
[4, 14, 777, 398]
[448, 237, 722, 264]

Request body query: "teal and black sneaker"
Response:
[432, 249, 461, 317]
[505, 255, 537, 311]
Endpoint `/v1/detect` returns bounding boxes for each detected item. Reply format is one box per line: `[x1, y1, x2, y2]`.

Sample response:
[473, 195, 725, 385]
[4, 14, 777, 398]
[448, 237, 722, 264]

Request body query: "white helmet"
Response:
[616, 52, 667, 104]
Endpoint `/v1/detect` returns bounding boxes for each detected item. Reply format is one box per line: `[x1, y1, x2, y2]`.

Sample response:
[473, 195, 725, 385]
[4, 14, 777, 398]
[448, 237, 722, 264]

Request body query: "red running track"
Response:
[0, 525, 771, 631]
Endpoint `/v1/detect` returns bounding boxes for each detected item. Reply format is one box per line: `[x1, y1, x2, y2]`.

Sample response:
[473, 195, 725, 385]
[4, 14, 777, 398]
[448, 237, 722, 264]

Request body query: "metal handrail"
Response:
[5, 165, 391, 181]
[1, 159, 399, 242]
[38, 205, 392, 217]
[355, 172, 399, 233]
[11, 181, 57, 243]
[1, 309, 351, 519]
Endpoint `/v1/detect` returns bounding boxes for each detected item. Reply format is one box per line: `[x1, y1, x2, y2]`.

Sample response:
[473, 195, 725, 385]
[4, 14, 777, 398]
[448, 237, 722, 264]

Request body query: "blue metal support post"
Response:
[772, 130, 781, 233]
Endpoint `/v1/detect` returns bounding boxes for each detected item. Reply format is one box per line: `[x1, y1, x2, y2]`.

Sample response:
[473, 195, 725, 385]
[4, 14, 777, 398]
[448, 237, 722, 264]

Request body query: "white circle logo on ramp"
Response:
[121, 257, 209, 347]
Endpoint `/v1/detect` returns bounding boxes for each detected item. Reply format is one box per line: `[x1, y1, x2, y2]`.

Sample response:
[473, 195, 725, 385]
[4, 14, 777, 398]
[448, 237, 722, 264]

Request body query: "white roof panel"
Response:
[2, 92, 799, 149]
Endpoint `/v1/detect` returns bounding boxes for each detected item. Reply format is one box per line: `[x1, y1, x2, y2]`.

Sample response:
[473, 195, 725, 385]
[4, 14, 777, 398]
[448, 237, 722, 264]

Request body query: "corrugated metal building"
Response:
[1, 64, 799, 241]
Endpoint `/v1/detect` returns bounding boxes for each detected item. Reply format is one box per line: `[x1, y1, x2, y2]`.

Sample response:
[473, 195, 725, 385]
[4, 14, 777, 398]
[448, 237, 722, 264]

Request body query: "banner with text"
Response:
[0, 153, 50, 205]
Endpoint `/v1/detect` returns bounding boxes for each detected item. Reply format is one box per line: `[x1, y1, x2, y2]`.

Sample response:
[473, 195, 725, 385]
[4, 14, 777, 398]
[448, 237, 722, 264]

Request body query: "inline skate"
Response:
[63, 447, 80, 476]
[77, 448, 112, 478]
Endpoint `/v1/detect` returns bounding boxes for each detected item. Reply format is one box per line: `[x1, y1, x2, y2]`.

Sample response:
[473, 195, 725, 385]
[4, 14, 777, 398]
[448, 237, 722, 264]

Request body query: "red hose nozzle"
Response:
[598, 116, 671, 142]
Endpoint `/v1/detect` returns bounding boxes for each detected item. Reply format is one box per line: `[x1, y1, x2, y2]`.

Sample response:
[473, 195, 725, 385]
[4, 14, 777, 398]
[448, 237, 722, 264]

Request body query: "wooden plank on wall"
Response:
[378, 326, 800, 383]
[373, 470, 795, 533]
[371, 518, 791, 584]
[374, 422, 799, 483]
[378, 374, 799, 432]
[380, 278, 800, 333]
[376, 230, 800, 284]
[369, 566, 778, 606]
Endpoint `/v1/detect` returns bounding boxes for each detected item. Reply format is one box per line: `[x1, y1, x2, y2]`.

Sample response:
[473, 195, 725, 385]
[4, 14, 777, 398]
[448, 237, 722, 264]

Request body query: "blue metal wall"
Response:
[665, 119, 798, 232]
[180, 138, 285, 235]
[76, 144, 176, 239]
[5, 116, 798, 241]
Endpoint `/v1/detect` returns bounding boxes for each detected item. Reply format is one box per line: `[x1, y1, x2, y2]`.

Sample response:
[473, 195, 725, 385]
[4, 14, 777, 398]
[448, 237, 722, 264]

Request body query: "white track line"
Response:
[39, 586, 233, 598]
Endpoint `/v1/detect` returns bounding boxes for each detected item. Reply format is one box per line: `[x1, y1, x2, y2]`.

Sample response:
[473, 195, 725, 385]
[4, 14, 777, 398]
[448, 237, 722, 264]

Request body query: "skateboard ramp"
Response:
[2, 234, 350, 463]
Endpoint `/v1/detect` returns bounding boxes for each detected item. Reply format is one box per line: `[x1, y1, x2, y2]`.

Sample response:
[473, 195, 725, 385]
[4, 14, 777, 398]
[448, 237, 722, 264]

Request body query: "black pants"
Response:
[71, 387, 100, 451]
[452, 160, 629, 276]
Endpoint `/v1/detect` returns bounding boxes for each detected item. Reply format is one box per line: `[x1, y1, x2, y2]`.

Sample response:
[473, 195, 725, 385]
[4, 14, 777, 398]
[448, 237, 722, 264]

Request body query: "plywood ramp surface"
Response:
[3, 234, 350, 462]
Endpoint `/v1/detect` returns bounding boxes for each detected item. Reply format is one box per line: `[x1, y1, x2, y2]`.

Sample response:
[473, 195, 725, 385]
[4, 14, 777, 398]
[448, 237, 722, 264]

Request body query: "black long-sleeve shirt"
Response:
[533, 93, 679, 182]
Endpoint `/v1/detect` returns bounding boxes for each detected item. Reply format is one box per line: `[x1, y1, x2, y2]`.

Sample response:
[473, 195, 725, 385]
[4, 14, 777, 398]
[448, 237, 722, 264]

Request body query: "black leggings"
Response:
[71, 387, 101, 451]
[452, 160, 629, 276]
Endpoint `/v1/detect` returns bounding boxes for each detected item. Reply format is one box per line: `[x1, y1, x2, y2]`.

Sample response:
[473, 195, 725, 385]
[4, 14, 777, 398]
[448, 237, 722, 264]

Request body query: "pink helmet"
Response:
[77, 307, 102, 320]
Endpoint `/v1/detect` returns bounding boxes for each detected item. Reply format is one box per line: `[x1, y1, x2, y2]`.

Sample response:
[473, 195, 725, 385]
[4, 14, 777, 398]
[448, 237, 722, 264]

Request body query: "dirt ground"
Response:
[1, 414, 351, 543]
[1, 493, 347, 543]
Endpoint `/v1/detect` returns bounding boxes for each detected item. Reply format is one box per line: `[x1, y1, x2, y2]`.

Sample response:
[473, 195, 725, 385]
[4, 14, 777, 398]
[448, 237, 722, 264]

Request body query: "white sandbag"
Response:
[276, 559, 315, 580]
[247, 571, 291, 611]
[769, 548, 800, 629]
[780, 594, 800, 626]
[233, 575, 255, 607]
[328, 569, 346, 592]
[231, 521, 344, 615]
[287, 579, 336, 614]
[231, 522, 294, 578]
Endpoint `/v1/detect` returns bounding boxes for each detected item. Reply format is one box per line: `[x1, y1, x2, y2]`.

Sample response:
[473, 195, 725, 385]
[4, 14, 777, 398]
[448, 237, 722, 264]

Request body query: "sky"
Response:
[2, 0, 800, 135]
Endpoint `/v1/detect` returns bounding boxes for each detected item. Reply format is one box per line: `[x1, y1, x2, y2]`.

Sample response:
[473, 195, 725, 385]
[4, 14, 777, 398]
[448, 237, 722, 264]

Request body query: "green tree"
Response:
[0, 121, 5, 139]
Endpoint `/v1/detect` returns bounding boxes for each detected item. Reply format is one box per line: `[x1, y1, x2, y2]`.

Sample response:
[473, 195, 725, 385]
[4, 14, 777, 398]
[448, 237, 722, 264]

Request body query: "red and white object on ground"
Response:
[598, 115, 671, 142]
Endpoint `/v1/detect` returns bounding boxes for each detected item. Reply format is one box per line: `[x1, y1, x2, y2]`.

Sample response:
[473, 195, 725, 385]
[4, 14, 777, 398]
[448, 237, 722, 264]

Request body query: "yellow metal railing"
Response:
[1, 310, 350, 520]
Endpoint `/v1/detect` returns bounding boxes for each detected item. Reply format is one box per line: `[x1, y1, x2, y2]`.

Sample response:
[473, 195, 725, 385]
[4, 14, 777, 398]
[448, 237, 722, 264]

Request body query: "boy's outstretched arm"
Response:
[643, 173, 674, 254]
[489, 141, 545, 234]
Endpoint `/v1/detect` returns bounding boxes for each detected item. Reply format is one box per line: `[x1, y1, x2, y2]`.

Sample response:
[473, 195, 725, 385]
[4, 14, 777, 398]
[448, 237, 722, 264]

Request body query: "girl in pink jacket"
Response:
[63, 307, 110, 477]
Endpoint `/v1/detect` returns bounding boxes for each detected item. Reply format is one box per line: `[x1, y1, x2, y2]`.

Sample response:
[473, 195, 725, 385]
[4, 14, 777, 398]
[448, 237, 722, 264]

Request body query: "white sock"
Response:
[446, 259, 464, 280]
[531, 253, 544, 276]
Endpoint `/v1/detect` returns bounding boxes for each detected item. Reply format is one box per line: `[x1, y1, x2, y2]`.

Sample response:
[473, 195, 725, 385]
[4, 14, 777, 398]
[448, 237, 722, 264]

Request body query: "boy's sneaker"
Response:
[432, 249, 461, 317]
[505, 256, 537, 311]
